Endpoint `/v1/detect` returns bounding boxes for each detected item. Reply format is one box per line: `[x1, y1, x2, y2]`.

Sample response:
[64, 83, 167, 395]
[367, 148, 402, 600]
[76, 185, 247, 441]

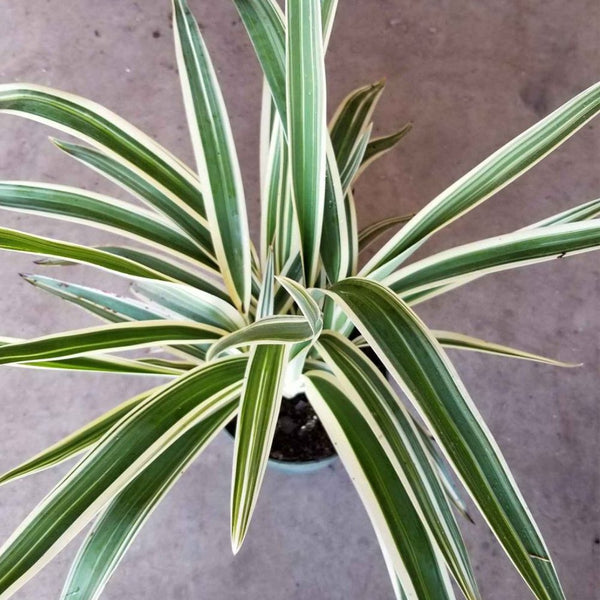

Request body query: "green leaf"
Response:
[132, 280, 246, 332]
[320, 0, 339, 49]
[320, 139, 350, 283]
[0, 387, 160, 488]
[0, 357, 246, 598]
[326, 277, 565, 600]
[206, 315, 312, 361]
[98, 246, 229, 299]
[434, 330, 580, 368]
[286, 0, 328, 284]
[0, 84, 208, 223]
[0, 320, 226, 365]
[329, 81, 384, 180]
[173, 0, 251, 312]
[0, 228, 171, 281]
[52, 139, 216, 263]
[22, 274, 172, 323]
[364, 82, 600, 279]
[304, 371, 456, 600]
[358, 213, 414, 253]
[61, 402, 235, 600]
[231, 344, 289, 552]
[522, 196, 600, 229]
[316, 332, 480, 600]
[232, 0, 287, 124]
[0, 338, 182, 376]
[276, 276, 323, 336]
[339, 125, 371, 193]
[256, 250, 275, 319]
[386, 221, 600, 297]
[0, 182, 208, 265]
[356, 123, 412, 180]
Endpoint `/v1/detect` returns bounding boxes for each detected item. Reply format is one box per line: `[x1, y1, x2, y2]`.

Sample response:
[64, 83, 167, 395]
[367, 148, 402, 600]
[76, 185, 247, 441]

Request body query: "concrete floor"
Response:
[0, 1, 598, 598]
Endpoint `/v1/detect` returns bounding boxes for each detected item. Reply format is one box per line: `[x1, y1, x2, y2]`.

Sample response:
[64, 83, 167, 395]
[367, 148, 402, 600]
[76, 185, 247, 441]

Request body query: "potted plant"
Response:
[0, 0, 598, 598]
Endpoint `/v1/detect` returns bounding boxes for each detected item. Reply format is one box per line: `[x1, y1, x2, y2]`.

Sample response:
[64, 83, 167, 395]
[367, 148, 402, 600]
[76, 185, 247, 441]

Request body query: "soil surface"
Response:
[226, 394, 336, 463]
[225, 340, 388, 463]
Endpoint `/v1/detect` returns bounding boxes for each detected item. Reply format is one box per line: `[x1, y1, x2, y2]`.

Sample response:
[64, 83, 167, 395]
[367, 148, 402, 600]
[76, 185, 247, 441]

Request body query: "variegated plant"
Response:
[0, 1, 598, 599]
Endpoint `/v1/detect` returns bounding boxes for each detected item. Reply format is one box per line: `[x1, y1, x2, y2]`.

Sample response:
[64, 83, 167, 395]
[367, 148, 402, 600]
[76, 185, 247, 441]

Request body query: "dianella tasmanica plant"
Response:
[0, 1, 598, 599]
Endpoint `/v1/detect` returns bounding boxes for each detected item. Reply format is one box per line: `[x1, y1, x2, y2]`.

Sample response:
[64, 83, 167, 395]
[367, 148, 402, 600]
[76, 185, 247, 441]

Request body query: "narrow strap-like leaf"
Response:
[326, 277, 565, 600]
[233, 0, 287, 123]
[52, 139, 216, 262]
[98, 246, 228, 299]
[206, 315, 312, 361]
[256, 250, 275, 319]
[434, 330, 580, 368]
[231, 344, 289, 552]
[386, 221, 600, 297]
[0, 337, 181, 376]
[22, 274, 172, 323]
[0, 182, 209, 266]
[363, 82, 600, 279]
[329, 81, 384, 179]
[132, 280, 246, 332]
[61, 401, 236, 600]
[0, 320, 226, 365]
[0, 84, 207, 222]
[286, 0, 327, 284]
[276, 276, 323, 336]
[522, 196, 600, 229]
[339, 125, 371, 193]
[316, 332, 480, 599]
[304, 371, 456, 600]
[0, 228, 171, 281]
[0, 388, 160, 488]
[320, 139, 350, 283]
[358, 213, 414, 253]
[0, 357, 246, 598]
[173, 0, 251, 312]
[356, 124, 412, 180]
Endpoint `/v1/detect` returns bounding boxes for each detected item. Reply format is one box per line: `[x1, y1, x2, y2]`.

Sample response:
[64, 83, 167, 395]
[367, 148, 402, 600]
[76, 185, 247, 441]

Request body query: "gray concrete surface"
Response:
[0, 1, 598, 598]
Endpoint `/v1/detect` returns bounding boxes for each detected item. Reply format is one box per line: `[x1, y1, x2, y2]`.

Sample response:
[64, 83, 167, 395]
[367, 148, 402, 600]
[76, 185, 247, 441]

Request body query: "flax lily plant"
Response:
[0, 1, 598, 598]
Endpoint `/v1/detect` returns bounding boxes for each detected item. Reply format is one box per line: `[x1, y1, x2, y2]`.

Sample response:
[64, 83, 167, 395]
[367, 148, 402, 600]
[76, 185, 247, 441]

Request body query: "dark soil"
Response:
[226, 393, 336, 463]
[225, 334, 388, 464]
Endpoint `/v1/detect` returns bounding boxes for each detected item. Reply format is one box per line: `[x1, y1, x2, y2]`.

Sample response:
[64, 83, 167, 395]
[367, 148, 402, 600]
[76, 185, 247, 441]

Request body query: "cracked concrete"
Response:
[0, 1, 598, 598]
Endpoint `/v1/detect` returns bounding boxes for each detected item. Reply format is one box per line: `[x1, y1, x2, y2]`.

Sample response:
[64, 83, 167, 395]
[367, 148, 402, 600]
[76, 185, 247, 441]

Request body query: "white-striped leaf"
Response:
[326, 277, 565, 600]
[304, 371, 456, 600]
[0, 358, 246, 598]
[97, 246, 229, 299]
[0, 387, 160, 488]
[358, 213, 414, 253]
[434, 330, 580, 368]
[320, 138, 350, 283]
[0, 320, 226, 365]
[231, 344, 289, 552]
[0, 84, 208, 224]
[132, 280, 246, 332]
[206, 315, 312, 361]
[0, 338, 181, 377]
[329, 81, 384, 180]
[286, 0, 327, 284]
[522, 196, 600, 230]
[363, 82, 600, 279]
[316, 332, 480, 599]
[61, 401, 236, 600]
[386, 221, 600, 297]
[173, 0, 251, 312]
[356, 124, 412, 180]
[275, 276, 323, 336]
[0, 228, 171, 281]
[52, 139, 216, 263]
